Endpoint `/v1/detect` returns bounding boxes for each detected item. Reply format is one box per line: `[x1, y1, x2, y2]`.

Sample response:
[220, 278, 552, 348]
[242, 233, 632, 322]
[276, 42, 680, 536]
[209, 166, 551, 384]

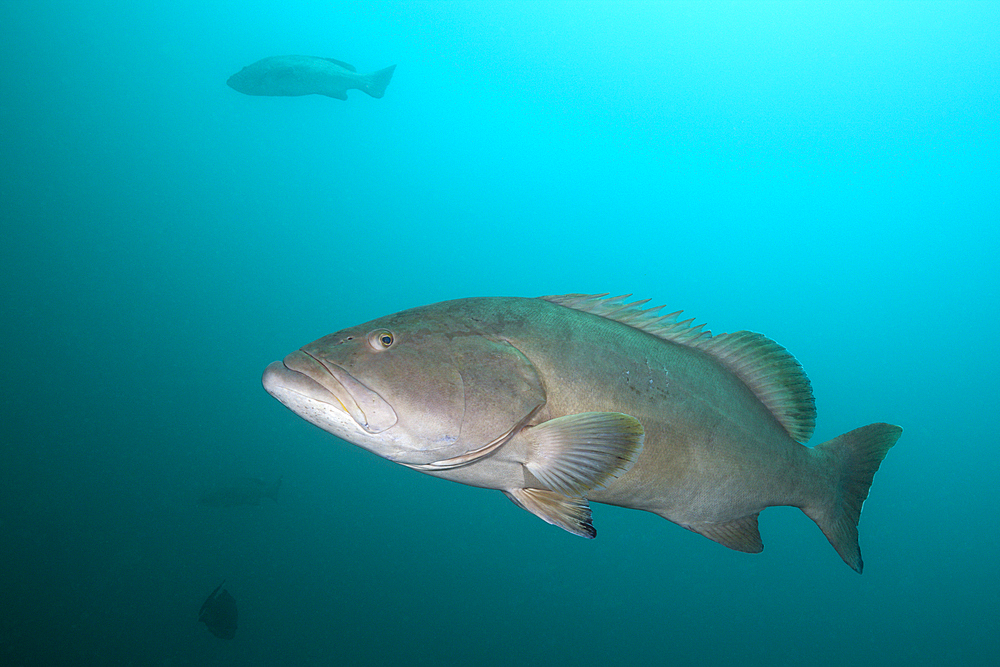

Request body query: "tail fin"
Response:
[804, 423, 902, 573]
[363, 65, 396, 98]
[265, 476, 282, 503]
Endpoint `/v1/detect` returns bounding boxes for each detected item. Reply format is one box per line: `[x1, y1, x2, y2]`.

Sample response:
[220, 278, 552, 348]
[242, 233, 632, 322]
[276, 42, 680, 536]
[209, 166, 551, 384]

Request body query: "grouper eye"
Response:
[367, 330, 394, 351]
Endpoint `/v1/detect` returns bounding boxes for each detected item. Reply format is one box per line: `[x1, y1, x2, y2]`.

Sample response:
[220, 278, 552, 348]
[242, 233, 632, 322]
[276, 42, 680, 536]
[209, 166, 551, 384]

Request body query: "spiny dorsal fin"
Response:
[539, 293, 816, 443]
[541, 293, 712, 345]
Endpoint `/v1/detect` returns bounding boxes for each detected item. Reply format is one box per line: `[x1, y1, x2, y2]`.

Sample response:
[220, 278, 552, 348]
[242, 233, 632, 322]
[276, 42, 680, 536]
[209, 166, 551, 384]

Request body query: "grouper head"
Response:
[261, 301, 545, 467]
[226, 65, 257, 95]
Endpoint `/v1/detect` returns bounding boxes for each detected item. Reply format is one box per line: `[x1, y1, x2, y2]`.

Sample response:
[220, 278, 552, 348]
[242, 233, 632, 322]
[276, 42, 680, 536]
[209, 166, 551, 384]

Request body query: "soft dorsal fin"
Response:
[322, 58, 356, 72]
[697, 330, 815, 442]
[540, 293, 816, 443]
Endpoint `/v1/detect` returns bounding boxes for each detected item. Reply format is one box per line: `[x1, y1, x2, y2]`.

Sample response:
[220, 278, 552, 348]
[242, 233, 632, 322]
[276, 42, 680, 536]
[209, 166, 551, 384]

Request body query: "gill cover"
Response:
[386, 334, 545, 470]
[440, 335, 546, 454]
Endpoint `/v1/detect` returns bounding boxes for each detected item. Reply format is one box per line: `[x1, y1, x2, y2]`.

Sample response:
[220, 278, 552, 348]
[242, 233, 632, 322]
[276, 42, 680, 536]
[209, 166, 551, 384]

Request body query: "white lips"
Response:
[262, 354, 397, 434]
[262, 359, 365, 437]
[262, 360, 341, 407]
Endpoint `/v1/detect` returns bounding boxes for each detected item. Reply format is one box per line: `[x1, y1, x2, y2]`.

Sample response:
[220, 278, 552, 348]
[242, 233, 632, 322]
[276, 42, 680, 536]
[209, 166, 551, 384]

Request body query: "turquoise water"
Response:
[2, 1, 997, 665]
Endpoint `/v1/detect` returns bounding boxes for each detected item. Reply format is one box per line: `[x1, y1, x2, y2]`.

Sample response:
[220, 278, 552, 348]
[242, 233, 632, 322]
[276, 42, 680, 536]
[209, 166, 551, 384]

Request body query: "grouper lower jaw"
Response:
[262, 359, 377, 447]
[265, 351, 398, 434]
[261, 360, 346, 413]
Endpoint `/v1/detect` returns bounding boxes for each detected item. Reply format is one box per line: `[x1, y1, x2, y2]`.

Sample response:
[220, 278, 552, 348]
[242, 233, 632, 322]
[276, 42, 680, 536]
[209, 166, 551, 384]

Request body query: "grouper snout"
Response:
[262, 359, 332, 405]
[263, 352, 396, 434]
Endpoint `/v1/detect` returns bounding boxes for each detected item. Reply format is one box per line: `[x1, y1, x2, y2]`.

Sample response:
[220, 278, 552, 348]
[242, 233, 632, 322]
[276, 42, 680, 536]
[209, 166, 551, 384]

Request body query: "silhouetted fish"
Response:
[199, 581, 237, 640]
[198, 477, 281, 508]
[227, 55, 395, 100]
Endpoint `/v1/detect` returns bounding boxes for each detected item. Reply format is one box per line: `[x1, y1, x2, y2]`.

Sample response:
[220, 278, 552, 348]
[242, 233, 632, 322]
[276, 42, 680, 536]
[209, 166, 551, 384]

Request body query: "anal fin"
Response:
[504, 488, 595, 539]
[684, 514, 764, 553]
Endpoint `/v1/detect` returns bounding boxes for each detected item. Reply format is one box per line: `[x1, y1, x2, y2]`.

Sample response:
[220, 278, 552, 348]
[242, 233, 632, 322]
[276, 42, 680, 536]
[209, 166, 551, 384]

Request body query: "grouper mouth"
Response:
[262, 351, 397, 434]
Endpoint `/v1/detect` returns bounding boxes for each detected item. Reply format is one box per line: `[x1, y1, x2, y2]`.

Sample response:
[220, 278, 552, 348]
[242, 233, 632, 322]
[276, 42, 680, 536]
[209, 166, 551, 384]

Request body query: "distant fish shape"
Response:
[199, 581, 237, 640]
[198, 477, 281, 508]
[227, 55, 395, 100]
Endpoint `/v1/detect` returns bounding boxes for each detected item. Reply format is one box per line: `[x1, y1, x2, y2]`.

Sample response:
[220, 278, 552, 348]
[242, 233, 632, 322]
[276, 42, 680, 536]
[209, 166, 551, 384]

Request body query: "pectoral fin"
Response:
[520, 412, 644, 496]
[504, 488, 595, 538]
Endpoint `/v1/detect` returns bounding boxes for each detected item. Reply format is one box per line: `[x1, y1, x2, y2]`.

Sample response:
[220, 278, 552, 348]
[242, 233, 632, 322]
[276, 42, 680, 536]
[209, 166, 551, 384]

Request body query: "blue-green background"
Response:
[2, 1, 997, 665]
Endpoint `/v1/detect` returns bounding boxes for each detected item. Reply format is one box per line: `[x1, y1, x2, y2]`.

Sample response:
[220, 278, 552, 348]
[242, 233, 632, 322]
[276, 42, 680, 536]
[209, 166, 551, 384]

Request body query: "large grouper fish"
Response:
[227, 55, 395, 100]
[263, 294, 901, 572]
